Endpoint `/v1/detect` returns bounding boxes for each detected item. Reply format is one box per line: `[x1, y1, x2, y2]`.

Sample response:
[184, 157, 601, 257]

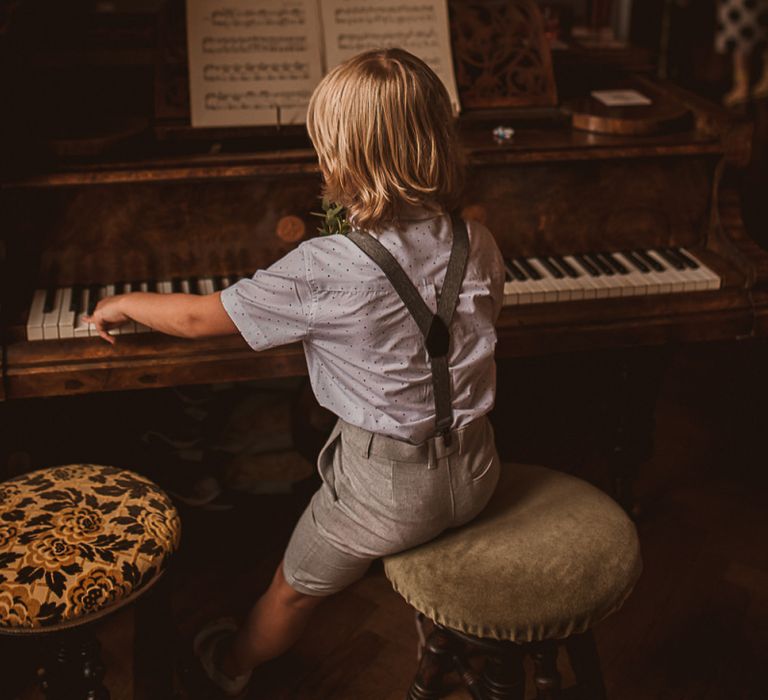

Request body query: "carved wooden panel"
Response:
[449, 0, 557, 108]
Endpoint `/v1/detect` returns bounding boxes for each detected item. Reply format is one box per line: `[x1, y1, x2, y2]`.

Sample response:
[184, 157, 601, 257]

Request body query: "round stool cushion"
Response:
[0, 465, 181, 633]
[383, 462, 642, 642]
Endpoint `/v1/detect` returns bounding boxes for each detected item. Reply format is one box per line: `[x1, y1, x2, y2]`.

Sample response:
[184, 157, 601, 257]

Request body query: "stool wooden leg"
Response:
[481, 644, 525, 700]
[38, 630, 109, 700]
[407, 627, 457, 700]
[563, 631, 607, 700]
[453, 652, 488, 700]
[532, 643, 561, 699]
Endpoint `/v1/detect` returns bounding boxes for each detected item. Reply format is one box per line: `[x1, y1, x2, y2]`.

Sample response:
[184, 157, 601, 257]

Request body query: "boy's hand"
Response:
[83, 295, 131, 345]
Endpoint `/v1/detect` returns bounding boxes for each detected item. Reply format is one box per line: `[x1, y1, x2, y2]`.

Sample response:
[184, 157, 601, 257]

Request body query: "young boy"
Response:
[86, 48, 505, 696]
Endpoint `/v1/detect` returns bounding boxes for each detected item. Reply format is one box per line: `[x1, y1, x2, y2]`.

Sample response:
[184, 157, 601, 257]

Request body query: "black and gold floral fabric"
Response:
[0, 465, 181, 632]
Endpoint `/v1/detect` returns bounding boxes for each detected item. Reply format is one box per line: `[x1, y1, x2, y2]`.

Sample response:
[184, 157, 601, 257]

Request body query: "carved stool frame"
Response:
[408, 614, 608, 700]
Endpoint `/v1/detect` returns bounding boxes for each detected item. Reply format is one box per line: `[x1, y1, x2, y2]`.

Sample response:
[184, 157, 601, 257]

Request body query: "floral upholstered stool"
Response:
[383, 462, 642, 700]
[0, 464, 181, 699]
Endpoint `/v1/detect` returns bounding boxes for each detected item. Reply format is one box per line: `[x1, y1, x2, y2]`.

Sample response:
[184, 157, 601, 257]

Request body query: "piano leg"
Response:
[606, 348, 672, 519]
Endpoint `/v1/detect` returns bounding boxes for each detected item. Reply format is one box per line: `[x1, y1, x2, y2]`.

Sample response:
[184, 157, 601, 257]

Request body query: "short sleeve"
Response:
[220, 245, 313, 351]
[489, 242, 506, 322]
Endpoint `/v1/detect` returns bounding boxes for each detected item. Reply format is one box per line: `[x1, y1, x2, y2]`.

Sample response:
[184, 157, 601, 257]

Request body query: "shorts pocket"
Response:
[470, 456, 496, 483]
[317, 423, 342, 502]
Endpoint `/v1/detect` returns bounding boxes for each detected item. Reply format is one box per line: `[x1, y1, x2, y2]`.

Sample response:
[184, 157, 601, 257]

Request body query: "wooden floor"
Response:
[6, 339, 768, 699]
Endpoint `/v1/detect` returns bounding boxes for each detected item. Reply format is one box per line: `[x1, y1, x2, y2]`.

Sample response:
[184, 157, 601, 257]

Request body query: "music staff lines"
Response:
[209, 8, 305, 28]
[204, 63, 310, 83]
[202, 36, 308, 54]
[337, 29, 438, 51]
[333, 5, 435, 25]
[204, 89, 312, 111]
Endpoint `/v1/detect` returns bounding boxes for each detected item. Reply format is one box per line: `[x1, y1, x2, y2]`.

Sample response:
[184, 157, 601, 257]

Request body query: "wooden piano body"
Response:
[1, 1, 766, 403]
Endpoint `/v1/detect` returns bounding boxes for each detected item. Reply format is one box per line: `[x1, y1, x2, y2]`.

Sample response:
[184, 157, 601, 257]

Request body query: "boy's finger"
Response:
[97, 328, 116, 345]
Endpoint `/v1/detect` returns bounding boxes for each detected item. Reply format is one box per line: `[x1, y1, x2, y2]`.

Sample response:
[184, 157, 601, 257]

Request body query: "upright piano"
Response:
[1, 0, 765, 414]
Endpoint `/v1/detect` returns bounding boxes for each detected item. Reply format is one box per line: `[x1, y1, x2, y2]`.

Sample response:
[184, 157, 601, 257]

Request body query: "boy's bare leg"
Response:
[217, 559, 326, 678]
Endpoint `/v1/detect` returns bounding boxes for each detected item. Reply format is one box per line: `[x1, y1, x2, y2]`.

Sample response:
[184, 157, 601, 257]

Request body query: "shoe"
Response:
[165, 475, 225, 508]
[193, 618, 252, 698]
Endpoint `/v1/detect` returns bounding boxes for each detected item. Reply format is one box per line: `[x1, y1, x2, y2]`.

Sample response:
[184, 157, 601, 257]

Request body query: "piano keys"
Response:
[502, 247, 721, 305]
[23, 248, 724, 342]
[26, 276, 235, 341]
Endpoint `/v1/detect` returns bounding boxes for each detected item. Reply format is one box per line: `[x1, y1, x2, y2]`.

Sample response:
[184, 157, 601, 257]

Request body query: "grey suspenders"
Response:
[347, 213, 469, 444]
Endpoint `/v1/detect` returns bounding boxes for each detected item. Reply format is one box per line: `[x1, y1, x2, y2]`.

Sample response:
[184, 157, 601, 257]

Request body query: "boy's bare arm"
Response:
[84, 292, 237, 345]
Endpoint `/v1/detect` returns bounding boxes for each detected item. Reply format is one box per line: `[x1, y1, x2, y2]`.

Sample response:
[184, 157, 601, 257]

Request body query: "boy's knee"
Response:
[271, 561, 327, 609]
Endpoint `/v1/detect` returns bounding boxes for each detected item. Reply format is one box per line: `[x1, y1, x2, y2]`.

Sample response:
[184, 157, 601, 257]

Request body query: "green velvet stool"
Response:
[0, 464, 181, 699]
[384, 462, 642, 700]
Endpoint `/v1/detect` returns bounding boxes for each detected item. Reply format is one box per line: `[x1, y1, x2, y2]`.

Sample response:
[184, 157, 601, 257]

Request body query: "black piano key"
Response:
[586, 253, 614, 275]
[212, 275, 224, 291]
[516, 258, 541, 280]
[70, 285, 84, 313]
[636, 249, 665, 272]
[538, 256, 564, 279]
[129, 281, 140, 292]
[601, 252, 628, 275]
[622, 250, 650, 273]
[574, 254, 600, 276]
[656, 248, 685, 270]
[147, 279, 158, 293]
[673, 247, 700, 269]
[171, 278, 183, 293]
[43, 287, 56, 313]
[504, 258, 527, 281]
[553, 255, 580, 278]
[189, 276, 200, 294]
[87, 285, 101, 314]
[114, 281, 126, 294]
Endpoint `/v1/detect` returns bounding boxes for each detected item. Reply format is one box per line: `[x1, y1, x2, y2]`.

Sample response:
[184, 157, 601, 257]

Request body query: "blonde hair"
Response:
[307, 48, 464, 231]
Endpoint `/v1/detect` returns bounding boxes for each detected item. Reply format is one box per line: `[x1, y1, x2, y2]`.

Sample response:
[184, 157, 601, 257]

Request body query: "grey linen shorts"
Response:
[282, 416, 500, 596]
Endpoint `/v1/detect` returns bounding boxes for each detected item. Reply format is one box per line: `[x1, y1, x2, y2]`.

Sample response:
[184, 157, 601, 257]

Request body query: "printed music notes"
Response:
[186, 0, 460, 127]
[186, 0, 324, 127]
[319, 0, 461, 113]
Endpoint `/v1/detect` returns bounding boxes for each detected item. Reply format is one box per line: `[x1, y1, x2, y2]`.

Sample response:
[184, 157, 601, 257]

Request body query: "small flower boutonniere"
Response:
[312, 197, 351, 236]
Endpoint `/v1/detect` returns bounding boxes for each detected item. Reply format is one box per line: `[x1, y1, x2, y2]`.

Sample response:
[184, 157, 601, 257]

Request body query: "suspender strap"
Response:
[347, 213, 469, 441]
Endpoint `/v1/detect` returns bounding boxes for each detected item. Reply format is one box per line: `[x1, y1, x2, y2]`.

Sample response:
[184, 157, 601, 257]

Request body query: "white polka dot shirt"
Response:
[221, 207, 505, 444]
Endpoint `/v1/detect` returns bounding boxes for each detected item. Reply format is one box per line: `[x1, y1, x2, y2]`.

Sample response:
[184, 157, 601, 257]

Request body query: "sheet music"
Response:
[319, 0, 461, 113]
[186, 0, 325, 127]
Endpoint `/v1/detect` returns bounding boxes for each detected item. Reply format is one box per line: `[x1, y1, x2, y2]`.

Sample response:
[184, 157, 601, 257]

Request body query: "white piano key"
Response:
[546, 257, 584, 301]
[573, 258, 615, 299]
[42, 288, 66, 340]
[87, 286, 118, 337]
[562, 256, 599, 300]
[104, 285, 122, 336]
[511, 260, 548, 304]
[652, 249, 704, 292]
[74, 288, 92, 338]
[118, 283, 137, 334]
[26, 289, 47, 340]
[502, 279, 519, 306]
[158, 280, 173, 294]
[526, 259, 564, 303]
[590, 258, 625, 299]
[180, 279, 191, 294]
[630, 251, 674, 295]
[612, 254, 654, 297]
[646, 251, 693, 293]
[199, 277, 215, 295]
[536, 258, 577, 302]
[57, 287, 75, 338]
[679, 248, 721, 290]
